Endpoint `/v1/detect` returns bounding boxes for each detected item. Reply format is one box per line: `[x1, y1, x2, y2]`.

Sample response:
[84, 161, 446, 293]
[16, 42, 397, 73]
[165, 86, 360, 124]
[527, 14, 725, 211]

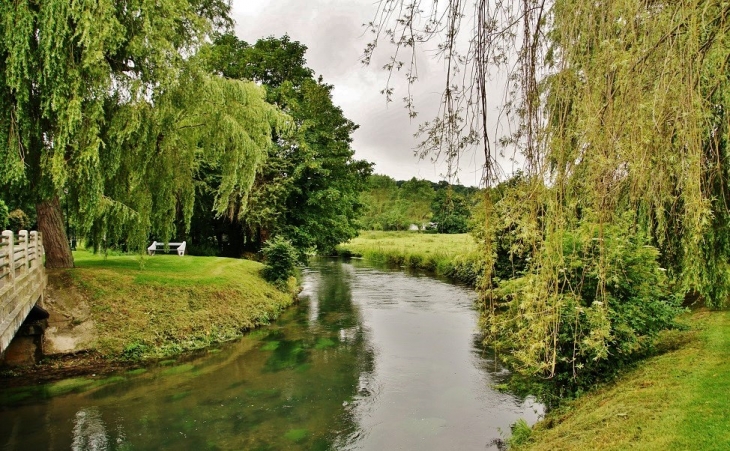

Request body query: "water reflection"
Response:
[0, 258, 541, 450]
[71, 408, 111, 451]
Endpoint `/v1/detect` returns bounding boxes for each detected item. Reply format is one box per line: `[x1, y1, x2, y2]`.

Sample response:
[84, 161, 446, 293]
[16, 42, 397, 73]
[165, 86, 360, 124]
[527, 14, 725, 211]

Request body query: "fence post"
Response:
[2, 230, 14, 284]
[19, 230, 29, 274]
[30, 231, 38, 269]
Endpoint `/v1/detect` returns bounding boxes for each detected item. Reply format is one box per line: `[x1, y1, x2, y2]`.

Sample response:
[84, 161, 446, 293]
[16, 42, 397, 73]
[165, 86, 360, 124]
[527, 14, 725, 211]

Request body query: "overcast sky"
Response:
[230, 0, 492, 187]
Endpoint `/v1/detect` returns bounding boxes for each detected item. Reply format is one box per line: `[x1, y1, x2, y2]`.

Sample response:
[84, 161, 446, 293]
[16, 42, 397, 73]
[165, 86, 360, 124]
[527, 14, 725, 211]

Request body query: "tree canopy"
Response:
[0, 0, 284, 266]
[189, 34, 372, 256]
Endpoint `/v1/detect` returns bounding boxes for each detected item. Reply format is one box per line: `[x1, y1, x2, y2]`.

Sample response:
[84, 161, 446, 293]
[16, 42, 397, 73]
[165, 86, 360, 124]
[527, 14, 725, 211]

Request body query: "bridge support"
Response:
[2, 306, 48, 366]
[0, 230, 47, 361]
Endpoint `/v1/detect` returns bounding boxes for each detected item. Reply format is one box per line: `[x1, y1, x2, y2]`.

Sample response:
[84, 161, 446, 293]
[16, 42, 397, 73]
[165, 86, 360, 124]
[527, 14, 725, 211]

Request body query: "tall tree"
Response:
[0, 0, 281, 267]
[195, 35, 372, 255]
[398, 177, 436, 225]
[358, 175, 408, 231]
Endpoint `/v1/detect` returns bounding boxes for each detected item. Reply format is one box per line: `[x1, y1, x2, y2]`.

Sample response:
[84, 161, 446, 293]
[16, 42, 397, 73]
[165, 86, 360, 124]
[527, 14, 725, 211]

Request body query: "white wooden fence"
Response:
[0, 230, 47, 354]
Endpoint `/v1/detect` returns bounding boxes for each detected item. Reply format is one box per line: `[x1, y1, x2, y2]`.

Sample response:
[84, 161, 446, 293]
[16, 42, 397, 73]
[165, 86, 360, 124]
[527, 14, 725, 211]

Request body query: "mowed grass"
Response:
[337, 231, 483, 284]
[515, 309, 730, 451]
[68, 251, 296, 359]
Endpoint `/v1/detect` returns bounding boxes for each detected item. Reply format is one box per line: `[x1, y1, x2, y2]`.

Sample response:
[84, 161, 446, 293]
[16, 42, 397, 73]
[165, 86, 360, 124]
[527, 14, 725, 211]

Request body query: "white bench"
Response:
[147, 241, 186, 256]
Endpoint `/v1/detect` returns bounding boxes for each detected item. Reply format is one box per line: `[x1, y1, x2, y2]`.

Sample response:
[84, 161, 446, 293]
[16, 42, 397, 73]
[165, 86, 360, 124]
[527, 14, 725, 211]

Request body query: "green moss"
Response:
[126, 368, 147, 375]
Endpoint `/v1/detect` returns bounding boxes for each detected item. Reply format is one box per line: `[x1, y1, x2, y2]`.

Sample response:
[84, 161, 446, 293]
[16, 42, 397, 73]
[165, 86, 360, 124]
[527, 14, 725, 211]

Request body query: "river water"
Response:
[0, 258, 541, 450]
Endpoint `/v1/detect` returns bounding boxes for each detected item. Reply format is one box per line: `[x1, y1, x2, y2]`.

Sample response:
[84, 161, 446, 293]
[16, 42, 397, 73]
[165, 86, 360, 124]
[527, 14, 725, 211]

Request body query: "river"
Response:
[0, 258, 542, 450]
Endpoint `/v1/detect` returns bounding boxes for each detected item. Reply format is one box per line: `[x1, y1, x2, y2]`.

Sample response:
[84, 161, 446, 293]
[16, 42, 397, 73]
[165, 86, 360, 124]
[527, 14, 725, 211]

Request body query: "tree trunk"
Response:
[36, 197, 74, 268]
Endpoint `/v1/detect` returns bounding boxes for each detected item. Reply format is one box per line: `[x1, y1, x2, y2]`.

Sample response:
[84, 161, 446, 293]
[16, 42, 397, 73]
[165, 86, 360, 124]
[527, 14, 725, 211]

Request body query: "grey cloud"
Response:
[231, 0, 488, 186]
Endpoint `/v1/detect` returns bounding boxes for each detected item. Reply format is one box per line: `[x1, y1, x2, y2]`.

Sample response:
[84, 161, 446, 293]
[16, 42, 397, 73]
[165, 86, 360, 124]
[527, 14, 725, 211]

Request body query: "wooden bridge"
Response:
[0, 230, 46, 354]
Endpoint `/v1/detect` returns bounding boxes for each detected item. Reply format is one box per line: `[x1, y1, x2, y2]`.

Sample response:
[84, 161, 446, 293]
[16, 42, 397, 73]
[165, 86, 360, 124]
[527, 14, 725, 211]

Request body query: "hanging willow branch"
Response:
[366, 0, 730, 387]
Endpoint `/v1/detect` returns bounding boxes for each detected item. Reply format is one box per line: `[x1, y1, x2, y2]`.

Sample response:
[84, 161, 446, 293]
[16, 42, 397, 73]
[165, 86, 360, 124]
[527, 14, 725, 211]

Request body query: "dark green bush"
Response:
[7, 209, 31, 232]
[0, 200, 8, 229]
[187, 242, 220, 257]
[262, 236, 299, 286]
[488, 220, 683, 404]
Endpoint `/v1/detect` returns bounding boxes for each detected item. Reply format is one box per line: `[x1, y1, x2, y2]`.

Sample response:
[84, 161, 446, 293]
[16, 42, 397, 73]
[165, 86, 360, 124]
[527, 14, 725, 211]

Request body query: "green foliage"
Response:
[359, 175, 479, 232]
[507, 419, 533, 447]
[0, 200, 8, 229]
[262, 236, 299, 286]
[431, 187, 473, 234]
[7, 209, 31, 232]
[512, 310, 730, 451]
[543, 0, 730, 309]
[191, 34, 371, 256]
[0, 0, 286, 261]
[367, 0, 730, 409]
[485, 218, 683, 402]
[121, 342, 150, 361]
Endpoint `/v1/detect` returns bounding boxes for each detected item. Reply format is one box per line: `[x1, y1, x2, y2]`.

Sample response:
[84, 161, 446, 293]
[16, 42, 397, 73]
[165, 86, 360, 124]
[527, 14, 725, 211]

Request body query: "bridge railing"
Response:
[0, 230, 46, 353]
[1, 230, 44, 289]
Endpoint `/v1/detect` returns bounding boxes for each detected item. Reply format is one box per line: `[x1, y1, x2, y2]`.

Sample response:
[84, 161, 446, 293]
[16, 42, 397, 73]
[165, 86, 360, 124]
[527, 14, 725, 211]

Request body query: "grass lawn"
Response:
[64, 251, 296, 359]
[337, 231, 482, 284]
[514, 309, 730, 450]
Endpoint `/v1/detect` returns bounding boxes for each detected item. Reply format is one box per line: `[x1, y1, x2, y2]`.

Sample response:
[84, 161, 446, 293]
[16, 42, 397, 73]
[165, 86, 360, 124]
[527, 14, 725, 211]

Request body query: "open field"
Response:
[514, 309, 730, 450]
[337, 231, 483, 285]
[50, 251, 296, 360]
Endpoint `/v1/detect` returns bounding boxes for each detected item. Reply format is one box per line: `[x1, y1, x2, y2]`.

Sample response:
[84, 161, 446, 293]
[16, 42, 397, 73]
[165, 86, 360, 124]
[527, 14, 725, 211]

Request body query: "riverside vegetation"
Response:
[55, 250, 297, 361]
[512, 309, 730, 450]
[338, 230, 730, 449]
[336, 231, 484, 286]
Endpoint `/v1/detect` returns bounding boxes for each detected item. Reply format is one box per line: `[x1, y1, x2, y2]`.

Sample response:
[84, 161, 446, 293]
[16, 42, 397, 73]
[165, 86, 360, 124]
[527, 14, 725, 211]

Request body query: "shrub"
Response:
[485, 220, 683, 404]
[507, 418, 533, 447]
[7, 209, 31, 232]
[0, 200, 7, 229]
[262, 236, 299, 287]
[187, 242, 219, 257]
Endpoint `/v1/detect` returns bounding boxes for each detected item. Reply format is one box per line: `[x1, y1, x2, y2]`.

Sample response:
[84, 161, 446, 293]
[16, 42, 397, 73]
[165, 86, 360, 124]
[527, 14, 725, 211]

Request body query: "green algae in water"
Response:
[263, 340, 309, 372]
[161, 363, 195, 376]
[94, 375, 127, 386]
[260, 341, 280, 351]
[284, 428, 309, 442]
[167, 390, 193, 402]
[168, 390, 192, 401]
[45, 377, 95, 397]
[126, 368, 147, 376]
[295, 363, 312, 373]
[159, 359, 177, 366]
[245, 388, 281, 399]
[314, 337, 337, 350]
[0, 388, 36, 405]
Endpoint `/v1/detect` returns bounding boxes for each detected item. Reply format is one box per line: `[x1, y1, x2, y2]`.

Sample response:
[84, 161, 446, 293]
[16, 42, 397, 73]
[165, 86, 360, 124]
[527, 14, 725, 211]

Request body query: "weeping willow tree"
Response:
[0, 0, 284, 267]
[367, 0, 730, 393]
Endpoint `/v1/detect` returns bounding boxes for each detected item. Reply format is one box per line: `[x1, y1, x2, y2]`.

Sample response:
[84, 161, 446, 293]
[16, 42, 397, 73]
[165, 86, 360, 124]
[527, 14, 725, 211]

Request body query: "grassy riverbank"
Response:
[337, 231, 483, 285]
[47, 251, 296, 361]
[513, 309, 730, 450]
